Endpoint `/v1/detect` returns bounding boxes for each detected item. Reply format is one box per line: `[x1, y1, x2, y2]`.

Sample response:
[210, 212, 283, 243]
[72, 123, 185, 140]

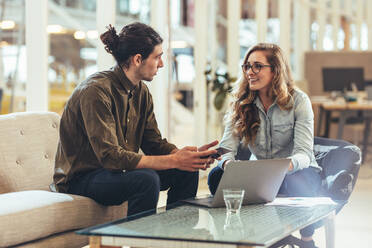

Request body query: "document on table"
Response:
[265, 197, 337, 207]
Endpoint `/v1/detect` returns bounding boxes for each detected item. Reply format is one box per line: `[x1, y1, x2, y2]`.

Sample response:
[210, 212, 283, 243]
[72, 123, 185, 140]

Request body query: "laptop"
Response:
[183, 158, 290, 207]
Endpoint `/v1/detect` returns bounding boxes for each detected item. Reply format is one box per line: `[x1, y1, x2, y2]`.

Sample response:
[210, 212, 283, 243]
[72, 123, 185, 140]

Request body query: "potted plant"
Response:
[205, 66, 237, 111]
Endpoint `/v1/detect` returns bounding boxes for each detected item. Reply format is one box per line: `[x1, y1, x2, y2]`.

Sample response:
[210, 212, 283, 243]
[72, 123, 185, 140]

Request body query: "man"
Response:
[53, 22, 217, 216]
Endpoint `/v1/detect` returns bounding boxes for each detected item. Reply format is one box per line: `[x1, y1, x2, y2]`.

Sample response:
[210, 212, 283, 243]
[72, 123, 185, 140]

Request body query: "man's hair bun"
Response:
[99, 22, 163, 68]
[100, 24, 119, 54]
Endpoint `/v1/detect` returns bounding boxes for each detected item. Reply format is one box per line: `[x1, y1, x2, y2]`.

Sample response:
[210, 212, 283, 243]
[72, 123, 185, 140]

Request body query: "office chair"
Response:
[236, 137, 361, 248]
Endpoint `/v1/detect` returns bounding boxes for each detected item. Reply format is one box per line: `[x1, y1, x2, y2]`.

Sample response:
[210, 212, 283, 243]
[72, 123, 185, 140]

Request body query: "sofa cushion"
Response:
[0, 190, 127, 247]
[15, 230, 88, 248]
[0, 112, 60, 193]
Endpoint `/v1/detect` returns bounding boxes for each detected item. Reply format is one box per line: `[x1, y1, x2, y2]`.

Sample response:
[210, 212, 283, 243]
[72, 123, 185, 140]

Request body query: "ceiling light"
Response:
[0, 20, 15, 30]
[171, 40, 189, 49]
[47, 25, 65, 34]
[86, 30, 98, 39]
[74, 31, 86, 40]
[0, 41, 9, 47]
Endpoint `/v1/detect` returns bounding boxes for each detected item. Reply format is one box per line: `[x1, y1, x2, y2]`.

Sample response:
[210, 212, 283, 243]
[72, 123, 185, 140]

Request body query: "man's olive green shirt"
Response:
[53, 65, 177, 193]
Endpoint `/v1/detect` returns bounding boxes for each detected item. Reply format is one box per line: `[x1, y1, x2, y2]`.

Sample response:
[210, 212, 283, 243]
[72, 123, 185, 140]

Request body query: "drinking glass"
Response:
[223, 188, 245, 214]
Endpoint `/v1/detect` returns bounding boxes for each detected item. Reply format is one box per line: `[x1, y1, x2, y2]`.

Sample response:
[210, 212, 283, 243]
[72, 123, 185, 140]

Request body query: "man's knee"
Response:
[169, 169, 199, 184]
[185, 170, 199, 189]
[135, 169, 161, 195]
[125, 169, 161, 210]
[187, 171, 199, 191]
[186, 170, 199, 184]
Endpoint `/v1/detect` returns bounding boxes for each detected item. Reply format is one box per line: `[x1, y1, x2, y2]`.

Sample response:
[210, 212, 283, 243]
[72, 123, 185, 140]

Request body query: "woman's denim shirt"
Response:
[218, 88, 321, 174]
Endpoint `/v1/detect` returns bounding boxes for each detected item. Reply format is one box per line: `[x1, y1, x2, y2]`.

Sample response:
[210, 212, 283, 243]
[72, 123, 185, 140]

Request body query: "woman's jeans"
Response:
[208, 165, 322, 237]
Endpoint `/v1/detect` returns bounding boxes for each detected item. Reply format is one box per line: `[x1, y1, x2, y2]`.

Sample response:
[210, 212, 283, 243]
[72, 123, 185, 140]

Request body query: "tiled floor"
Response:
[327, 164, 372, 248]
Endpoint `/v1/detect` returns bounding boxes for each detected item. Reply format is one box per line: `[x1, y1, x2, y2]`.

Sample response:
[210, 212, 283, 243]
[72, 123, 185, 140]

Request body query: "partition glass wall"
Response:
[0, 0, 149, 114]
[0, 0, 25, 114]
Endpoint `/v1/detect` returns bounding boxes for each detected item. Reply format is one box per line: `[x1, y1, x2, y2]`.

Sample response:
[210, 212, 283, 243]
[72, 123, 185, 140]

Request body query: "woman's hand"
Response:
[222, 159, 232, 170]
[288, 162, 294, 171]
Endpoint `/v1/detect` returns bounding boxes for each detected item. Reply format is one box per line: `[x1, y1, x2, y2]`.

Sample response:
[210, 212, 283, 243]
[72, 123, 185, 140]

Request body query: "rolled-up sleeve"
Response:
[217, 117, 240, 169]
[80, 85, 142, 171]
[287, 94, 314, 174]
[140, 92, 177, 155]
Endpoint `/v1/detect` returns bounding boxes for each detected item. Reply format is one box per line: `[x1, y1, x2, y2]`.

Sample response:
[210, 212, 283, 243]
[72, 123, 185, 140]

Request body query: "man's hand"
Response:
[198, 140, 219, 152]
[198, 140, 219, 170]
[172, 141, 218, 172]
[137, 141, 218, 171]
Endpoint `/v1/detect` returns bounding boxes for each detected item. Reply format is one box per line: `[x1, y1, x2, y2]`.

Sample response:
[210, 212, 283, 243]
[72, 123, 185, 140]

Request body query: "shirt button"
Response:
[16, 160, 21, 165]
[44, 154, 49, 159]
[20, 130, 24, 135]
[52, 123, 57, 128]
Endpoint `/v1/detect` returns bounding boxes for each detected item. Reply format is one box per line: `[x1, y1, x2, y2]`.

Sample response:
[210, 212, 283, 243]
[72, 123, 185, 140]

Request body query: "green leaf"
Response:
[214, 90, 226, 110]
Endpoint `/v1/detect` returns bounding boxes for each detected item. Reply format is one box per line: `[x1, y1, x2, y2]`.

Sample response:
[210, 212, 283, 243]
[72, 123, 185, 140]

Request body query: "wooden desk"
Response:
[312, 97, 372, 161]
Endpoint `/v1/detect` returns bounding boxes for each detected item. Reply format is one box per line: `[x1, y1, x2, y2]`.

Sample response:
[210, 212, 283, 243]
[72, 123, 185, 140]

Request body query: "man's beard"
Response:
[142, 75, 154, 82]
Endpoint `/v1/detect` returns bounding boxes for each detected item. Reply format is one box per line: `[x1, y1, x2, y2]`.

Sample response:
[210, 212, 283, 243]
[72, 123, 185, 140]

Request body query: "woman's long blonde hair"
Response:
[226, 43, 295, 145]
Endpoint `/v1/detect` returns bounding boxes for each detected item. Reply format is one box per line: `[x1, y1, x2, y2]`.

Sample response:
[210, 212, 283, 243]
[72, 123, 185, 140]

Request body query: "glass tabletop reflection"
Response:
[77, 202, 338, 247]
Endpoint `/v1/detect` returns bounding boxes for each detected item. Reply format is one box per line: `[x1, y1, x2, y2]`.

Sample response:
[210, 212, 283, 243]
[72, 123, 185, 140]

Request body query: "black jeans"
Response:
[208, 165, 322, 237]
[68, 168, 199, 216]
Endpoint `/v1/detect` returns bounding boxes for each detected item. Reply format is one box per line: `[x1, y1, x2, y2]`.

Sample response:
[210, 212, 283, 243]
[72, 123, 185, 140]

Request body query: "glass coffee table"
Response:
[77, 202, 337, 248]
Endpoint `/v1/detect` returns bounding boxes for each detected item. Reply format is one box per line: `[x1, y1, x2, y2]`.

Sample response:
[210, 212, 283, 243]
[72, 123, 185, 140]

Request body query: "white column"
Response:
[96, 0, 116, 71]
[0, 18, 4, 89]
[279, 0, 291, 61]
[368, 0, 372, 50]
[209, 0, 218, 72]
[208, 0, 219, 142]
[256, 0, 268, 42]
[355, 0, 363, 50]
[331, 0, 340, 50]
[344, 0, 352, 18]
[227, 0, 241, 78]
[150, 0, 169, 136]
[194, 0, 208, 146]
[25, 0, 48, 111]
[316, 0, 326, 50]
[294, 0, 310, 80]
[343, 0, 352, 50]
[0, 48, 4, 89]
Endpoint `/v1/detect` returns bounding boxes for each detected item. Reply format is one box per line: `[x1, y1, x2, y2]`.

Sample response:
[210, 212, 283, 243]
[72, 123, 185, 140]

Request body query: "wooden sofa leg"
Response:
[89, 236, 121, 248]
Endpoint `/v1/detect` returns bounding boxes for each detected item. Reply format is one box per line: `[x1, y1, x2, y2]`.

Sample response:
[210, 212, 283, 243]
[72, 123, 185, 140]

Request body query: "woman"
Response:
[208, 43, 321, 248]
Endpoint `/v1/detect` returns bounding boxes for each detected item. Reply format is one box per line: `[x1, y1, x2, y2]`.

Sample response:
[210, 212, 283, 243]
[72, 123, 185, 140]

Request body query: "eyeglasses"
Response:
[241, 63, 272, 74]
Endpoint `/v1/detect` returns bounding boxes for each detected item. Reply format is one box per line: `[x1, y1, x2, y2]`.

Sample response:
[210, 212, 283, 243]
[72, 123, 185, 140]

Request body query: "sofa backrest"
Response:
[0, 112, 60, 193]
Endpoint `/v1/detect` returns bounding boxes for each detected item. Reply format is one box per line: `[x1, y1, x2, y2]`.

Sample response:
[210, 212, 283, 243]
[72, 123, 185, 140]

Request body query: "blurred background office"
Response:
[1, 1, 372, 247]
[0, 0, 371, 147]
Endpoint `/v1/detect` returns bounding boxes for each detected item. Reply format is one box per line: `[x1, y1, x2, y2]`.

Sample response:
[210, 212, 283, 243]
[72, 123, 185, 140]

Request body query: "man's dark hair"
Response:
[100, 22, 163, 68]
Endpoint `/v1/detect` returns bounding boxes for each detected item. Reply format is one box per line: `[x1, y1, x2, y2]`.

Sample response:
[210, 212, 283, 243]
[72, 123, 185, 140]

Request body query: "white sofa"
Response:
[0, 112, 127, 248]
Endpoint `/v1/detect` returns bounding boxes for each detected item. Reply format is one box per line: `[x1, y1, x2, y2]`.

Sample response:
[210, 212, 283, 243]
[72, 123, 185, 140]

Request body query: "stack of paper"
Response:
[265, 197, 337, 207]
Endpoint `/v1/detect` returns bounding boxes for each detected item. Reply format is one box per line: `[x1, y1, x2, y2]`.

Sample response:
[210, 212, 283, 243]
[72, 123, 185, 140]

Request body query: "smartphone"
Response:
[201, 147, 232, 159]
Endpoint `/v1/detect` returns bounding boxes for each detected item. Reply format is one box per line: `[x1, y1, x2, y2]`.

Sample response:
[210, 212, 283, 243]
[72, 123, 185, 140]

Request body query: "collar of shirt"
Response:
[253, 96, 277, 113]
[113, 64, 137, 95]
